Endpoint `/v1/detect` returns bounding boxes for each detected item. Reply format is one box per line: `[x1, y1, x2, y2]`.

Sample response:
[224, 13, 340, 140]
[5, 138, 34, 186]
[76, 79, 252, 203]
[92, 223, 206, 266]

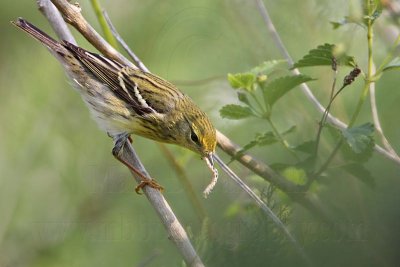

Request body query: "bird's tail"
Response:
[11, 17, 66, 54]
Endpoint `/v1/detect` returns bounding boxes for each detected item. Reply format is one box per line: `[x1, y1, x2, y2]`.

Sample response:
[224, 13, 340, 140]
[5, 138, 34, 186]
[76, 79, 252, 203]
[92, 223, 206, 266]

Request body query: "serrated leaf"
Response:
[383, 57, 400, 72]
[294, 140, 316, 155]
[342, 163, 375, 188]
[323, 124, 374, 163]
[219, 104, 254, 120]
[230, 126, 296, 162]
[341, 137, 374, 163]
[227, 73, 256, 91]
[341, 123, 374, 153]
[262, 75, 314, 107]
[293, 43, 356, 69]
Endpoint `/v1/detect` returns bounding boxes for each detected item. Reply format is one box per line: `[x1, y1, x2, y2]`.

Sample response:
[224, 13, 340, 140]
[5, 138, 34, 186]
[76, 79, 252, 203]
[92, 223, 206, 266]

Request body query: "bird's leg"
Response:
[111, 133, 164, 194]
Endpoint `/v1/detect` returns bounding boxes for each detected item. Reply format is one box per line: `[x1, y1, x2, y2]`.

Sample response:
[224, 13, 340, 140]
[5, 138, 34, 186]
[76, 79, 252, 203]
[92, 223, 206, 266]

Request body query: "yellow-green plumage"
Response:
[12, 18, 217, 159]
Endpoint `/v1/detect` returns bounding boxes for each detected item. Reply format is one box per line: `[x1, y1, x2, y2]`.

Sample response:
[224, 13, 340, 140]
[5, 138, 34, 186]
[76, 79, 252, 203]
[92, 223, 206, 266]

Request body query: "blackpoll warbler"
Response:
[13, 18, 218, 195]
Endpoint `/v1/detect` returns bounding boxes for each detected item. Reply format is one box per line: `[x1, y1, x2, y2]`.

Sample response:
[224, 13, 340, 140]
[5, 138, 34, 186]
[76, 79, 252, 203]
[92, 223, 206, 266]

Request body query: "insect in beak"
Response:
[203, 153, 219, 198]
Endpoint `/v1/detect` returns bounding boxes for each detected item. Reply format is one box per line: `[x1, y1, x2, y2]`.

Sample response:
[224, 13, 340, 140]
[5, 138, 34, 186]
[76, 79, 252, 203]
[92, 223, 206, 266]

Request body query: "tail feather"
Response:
[11, 17, 66, 54]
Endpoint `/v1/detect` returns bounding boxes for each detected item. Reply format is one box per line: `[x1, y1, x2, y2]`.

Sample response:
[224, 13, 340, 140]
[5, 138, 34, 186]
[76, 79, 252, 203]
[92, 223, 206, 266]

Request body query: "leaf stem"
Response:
[349, 4, 374, 127]
[250, 91, 268, 115]
[374, 33, 400, 76]
[266, 118, 300, 161]
[314, 65, 338, 160]
[313, 139, 343, 178]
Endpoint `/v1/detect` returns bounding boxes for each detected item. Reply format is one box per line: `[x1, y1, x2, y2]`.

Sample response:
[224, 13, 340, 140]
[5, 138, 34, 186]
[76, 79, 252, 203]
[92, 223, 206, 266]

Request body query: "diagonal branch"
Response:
[38, 1, 205, 266]
[255, 0, 400, 165]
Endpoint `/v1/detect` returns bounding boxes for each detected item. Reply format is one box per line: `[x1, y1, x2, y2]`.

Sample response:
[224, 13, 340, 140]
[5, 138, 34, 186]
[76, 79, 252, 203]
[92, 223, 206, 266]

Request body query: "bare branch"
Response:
[38, 0, 76, 44]
[255, 0, 400, 165]
[102, 10, 149, 72]
[37, 1, 204, 266]
[50, 0, 135, 68]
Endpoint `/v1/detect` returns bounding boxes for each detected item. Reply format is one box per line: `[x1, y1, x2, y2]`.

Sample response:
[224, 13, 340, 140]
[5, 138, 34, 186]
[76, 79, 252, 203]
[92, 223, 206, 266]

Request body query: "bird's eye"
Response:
[190, 131, 200, 145]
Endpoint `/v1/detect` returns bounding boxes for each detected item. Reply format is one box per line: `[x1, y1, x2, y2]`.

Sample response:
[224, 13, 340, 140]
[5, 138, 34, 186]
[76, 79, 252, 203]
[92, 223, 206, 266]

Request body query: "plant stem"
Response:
[349, 4, 374, 127]
[314, 67, 338, 160]
[250, 91, 268, 115]
[266, 118, 300, 161]
[374, 33, 400, 76]
[314, 139, 343, 178]
[90, 0, 118, 48]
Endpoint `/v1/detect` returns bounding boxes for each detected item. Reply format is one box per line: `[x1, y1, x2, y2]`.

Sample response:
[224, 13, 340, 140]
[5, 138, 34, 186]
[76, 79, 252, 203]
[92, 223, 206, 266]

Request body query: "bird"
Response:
[12, 18, 218, 195]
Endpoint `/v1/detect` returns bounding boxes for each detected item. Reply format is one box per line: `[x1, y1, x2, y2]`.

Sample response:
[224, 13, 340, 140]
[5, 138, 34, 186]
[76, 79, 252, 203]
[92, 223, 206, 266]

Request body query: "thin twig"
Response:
[37, 1, 204, 266]
[89, 0, 118, 48]
[213, 154, 311, 265]
[37, 0, 76, 44]
[255, 0, 400, 165]
[102, 10, 149, 72]
[369, 64, 399, 157]
[314, 60, 338, 158]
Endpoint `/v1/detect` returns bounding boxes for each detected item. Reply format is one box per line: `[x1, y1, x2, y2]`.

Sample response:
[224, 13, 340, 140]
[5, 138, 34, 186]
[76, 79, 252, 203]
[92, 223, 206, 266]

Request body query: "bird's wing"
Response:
[63, 41, 180, 116]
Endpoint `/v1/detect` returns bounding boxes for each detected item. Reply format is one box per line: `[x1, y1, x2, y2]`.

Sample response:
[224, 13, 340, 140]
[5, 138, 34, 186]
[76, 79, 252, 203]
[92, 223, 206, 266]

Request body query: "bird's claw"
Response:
[135, 178, 164, 194]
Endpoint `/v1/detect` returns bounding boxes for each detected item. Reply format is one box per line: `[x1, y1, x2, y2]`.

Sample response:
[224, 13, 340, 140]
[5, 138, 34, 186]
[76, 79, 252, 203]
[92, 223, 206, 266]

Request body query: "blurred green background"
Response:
[1, 0, 400, 266]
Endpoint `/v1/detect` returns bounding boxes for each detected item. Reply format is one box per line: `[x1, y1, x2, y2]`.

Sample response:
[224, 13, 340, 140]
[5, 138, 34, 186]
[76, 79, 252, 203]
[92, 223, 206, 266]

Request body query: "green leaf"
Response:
[330, 17, 350, 29]
[229, 126, 296, 163]
[383, 57, 400, 72]
[341, 123, 374, 153]
[262, 75, 314, 107]
[293, 140, 316, 155]
[325, 123, 374, 163]
[234, 132, 277, 159]
[250, 60, 287, 75]
[281, 167, 307, 185]
[293, 43, 356, 69]
[219, 104, 254, 119]
[342, 163, 375, 188]
[227, 73, 256, 91]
